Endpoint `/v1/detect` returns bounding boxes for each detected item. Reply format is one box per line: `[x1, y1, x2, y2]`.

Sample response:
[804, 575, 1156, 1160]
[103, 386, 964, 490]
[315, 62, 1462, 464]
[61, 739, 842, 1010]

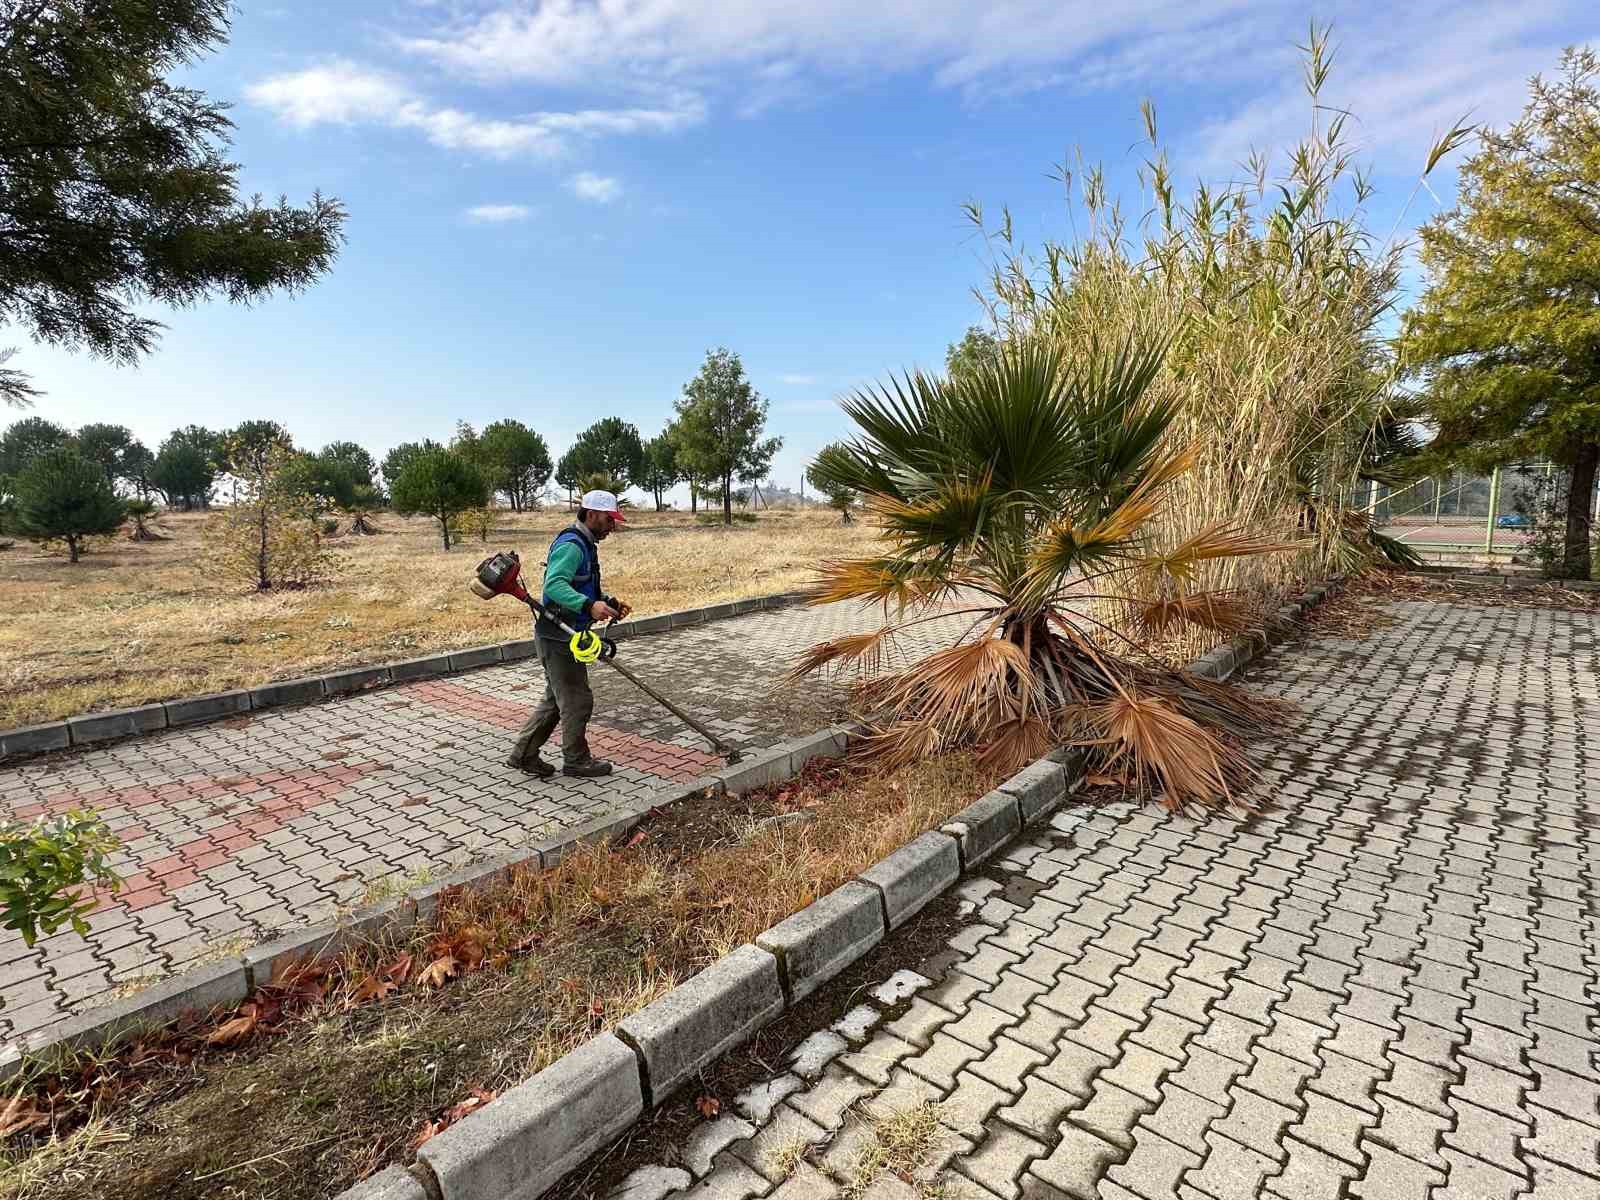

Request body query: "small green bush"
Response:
[0, 811, 122, 946]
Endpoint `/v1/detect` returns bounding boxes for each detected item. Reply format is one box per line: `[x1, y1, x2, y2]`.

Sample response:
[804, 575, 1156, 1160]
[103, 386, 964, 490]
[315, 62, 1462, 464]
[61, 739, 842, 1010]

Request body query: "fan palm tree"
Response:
[795, 337, 1287, 810]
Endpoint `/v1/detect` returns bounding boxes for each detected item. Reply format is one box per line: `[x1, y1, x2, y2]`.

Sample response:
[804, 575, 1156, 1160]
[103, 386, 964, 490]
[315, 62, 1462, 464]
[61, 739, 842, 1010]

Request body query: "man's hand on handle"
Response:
[589, 599, 621, 623]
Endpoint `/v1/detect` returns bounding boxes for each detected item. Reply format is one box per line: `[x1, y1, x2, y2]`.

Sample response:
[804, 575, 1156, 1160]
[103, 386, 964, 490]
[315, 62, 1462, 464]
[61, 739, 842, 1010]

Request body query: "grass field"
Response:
[0, 506, 877, 728]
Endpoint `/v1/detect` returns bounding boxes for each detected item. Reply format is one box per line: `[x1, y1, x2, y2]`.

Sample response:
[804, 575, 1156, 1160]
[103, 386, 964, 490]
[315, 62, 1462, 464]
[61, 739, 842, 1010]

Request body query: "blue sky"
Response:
[12, 1, 1598, 496]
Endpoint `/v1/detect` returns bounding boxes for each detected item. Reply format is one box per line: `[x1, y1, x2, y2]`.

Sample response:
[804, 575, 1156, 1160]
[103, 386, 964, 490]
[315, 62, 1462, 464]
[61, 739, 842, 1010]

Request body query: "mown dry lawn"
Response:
[0, 754, 1000, 1200]
[0, 507, 877, 727]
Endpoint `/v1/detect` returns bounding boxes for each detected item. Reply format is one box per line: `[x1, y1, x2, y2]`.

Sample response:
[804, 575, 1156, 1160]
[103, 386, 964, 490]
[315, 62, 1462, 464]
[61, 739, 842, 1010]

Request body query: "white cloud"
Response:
[779, 373, 816, 385]
[246, 59, 701, 160]
[570, 172, 621, 203]
[465, 203, 534, 222]
[245, 61, 412, 127]
[392, 1, 1596, 183]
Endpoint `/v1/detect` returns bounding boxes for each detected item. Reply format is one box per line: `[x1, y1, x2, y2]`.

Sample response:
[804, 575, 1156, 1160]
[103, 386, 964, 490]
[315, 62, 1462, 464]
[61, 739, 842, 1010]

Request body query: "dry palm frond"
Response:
[784, 627, 898, 683]
[1140, 524, 1300, 584]
[876, 638, 1039, 729]
[976, 715, 1058, 772]
[802, 556, 973, 612]
[1131, 592, 1257, 638]
[1078, 689, 1256, 812]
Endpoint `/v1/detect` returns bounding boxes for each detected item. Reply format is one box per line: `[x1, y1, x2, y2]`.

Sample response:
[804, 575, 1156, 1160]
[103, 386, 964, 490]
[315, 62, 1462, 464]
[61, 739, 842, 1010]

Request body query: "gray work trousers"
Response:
[510, 638, 594, 764]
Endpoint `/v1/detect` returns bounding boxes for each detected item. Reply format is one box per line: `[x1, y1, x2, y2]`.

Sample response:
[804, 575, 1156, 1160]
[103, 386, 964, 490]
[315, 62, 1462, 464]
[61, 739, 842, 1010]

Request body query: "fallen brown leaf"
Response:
[416, 956, 460, 988]
[206, 1014, 258, 1047]
[347, 975, 398, 1008]
[0, 1092, 50, 1138]
[695, 1095, 721, 1119]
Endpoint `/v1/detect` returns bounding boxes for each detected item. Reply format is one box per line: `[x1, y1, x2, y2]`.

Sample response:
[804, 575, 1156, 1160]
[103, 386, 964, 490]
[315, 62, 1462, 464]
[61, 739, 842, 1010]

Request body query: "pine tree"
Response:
[13, 448, 127, 561]
[391, 448, 490, 549]
[0, 2, 345, 406]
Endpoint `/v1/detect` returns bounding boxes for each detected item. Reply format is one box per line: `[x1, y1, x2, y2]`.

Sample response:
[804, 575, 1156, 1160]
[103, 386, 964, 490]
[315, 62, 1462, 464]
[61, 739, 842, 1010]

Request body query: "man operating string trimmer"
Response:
[506, 489, 632, 778]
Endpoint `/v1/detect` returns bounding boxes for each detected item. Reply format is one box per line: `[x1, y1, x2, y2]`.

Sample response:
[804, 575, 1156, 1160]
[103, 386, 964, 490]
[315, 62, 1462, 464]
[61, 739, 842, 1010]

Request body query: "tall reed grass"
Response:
[966, 26, 1468, 653]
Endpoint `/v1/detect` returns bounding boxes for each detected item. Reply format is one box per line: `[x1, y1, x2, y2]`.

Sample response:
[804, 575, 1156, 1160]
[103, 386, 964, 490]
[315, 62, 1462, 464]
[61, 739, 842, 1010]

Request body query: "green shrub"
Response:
[0, 811, 122, 946]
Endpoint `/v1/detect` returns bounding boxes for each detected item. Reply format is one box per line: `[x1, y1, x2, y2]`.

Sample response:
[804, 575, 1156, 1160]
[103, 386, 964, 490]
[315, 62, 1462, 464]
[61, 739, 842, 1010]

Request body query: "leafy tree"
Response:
[945, 326, 1002, 384]
[569, 417, 645, 489]
[73, 423, 135, 486]
[319, 441, 378, 490]
[150, 426, 218, 510]
[0, 1, 346, 407]
[479, 419, 552, 511]
[807, 443, 858, 523]
[796, 339, 1280, 806]
[119, 440, 155, 499]
[203, 439, 330, 590]
[220, 420, 293, 479]
[277, 453, 350, 512]
[382, 440, 438, 491]
[12, 447, 127, 561]
[0, 416, 73, 477]
[639, 434, 680, 511]
[390, 447, 490, 549]
[672, 348, 782, 524]
[1402, 48, 1600, 579]
[450, 420, 487, 471]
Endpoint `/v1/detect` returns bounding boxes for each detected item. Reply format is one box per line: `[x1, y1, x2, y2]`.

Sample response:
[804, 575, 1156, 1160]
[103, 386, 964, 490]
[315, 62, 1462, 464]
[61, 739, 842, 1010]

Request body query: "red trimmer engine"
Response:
[471, 551, 532, 604]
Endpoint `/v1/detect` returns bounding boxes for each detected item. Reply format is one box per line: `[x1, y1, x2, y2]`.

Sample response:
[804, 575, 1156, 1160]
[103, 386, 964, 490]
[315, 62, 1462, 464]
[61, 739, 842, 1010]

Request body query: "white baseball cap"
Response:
[580, 489, 626, 523]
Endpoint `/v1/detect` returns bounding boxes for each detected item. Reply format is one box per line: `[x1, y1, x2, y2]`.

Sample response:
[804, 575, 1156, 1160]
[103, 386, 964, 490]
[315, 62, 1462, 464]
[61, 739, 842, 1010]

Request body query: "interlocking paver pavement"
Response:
[0, 600, 968, 1048]
[618, 598, 1598, 1200]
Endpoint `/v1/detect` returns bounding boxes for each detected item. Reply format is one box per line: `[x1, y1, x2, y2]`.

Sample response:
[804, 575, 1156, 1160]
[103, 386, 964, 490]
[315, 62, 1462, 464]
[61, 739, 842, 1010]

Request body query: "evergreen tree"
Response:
[0, 416, 72, 477]
[1402, 48, 1600, 579]
[13, 448, 126, 561]
[75, 423, 135, 486]
[150, 425, 218, 510]
[479, 419, 552, 511]
[639, 434, 680, 511]
[390, 448, 490, 549]
[0, 1, 345, 407]
[672, 348, 781, 524]
[568, 418, 645, 489]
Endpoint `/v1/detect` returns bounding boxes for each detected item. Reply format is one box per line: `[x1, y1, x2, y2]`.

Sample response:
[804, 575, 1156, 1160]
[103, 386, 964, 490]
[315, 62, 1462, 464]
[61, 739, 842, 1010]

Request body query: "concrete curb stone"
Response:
[332, 1165, 430, 1200]
[252, 676, 327, 708]
[941, 790, 1022, 870]
[755, 881, 885, 1004]
[387, 654, 454, 683]
[0, 723, 71, 758]
[66, 704, 168, 746]
[164, 689, 252, 726]
[616, 945, 785, 1105]
[416, 1033, 644, 1200]
[858, 832, 961, 930]
[19, 958, 249, 1065]
[997, 759, 1069, 823]
[322, 665, 393, 696]
[447, 644, 503, 672]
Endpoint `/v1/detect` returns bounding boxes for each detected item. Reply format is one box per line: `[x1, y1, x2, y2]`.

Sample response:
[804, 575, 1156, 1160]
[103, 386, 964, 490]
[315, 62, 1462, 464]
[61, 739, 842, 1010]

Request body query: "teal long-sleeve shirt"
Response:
[542, 539, 593, 619]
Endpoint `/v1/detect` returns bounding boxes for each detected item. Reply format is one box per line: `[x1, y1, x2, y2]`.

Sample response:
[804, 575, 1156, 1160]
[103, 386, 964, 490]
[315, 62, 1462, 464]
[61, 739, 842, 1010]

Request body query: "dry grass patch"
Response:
[1, 753, 998, 1200]
[0, 507, 877, 726]
[836, 1101, 948, 1200]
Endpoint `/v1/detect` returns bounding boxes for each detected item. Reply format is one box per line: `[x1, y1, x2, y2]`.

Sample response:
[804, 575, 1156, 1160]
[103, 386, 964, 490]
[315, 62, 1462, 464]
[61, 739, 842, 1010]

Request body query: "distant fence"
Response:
[1367, 463, 1598, 560]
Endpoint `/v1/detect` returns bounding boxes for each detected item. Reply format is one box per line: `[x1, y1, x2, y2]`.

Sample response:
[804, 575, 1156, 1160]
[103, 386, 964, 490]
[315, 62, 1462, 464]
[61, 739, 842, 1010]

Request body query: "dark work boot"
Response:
[562, 757, 614, 778]
[507, 753, 556, 778]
